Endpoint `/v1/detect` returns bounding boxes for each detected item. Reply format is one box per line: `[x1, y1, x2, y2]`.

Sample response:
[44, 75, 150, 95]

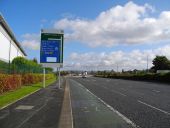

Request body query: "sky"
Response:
[0, 0, 170, 71]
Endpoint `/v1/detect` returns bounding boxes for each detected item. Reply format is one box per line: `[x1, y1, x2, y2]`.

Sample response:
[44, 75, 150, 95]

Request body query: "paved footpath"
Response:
[0, 80, 64, 128]
[69, 78, 134, 128]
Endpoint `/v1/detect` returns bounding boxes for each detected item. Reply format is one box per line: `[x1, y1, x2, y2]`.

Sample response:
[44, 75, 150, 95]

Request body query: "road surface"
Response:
[69, 79, 134, 128]
[69, 77, 170, 128]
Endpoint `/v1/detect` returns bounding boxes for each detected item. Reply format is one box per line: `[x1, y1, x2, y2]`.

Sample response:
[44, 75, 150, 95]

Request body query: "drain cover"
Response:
[15, 105, 34, 110]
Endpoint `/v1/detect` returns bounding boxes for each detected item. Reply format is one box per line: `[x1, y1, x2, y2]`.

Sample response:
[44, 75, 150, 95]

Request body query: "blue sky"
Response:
[0, 0, 170, 70]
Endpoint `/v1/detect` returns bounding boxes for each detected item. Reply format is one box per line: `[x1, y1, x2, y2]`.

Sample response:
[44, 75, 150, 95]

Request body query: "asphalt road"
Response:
[70, 77, 170, 128]
[69, 79, 133, 128]
[0, 80, 64, 128]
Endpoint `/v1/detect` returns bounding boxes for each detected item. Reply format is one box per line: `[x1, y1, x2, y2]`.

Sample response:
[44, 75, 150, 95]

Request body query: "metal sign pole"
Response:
[43, 68, 46, 88]
[58, 67, 61, 89]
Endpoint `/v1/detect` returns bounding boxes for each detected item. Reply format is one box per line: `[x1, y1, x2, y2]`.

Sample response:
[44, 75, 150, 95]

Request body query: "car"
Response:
[82, 71, 87, 78]
[82, 74, 86, 78]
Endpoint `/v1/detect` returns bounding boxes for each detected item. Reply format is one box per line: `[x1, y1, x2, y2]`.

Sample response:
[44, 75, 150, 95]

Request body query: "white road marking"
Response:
[101, 86, 127, 97]
[0, 110, 9, 119]
[95, 107, 99, 111]
[15, 105, 34, 110]
[72, 80, 139, 128]
[111, 90, 127, 97]
[152, 90, 160, 93]
[84, 110, 90, 113]
[102, 86, 107, 89]
[138, 100, 170, 115]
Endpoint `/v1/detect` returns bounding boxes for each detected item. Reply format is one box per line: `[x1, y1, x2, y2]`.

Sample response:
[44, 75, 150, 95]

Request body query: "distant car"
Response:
[82, 71, 87, 78]
[82, 74, 86, 78]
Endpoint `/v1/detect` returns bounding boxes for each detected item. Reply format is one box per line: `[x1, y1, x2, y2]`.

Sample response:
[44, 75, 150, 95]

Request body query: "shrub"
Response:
[0, 73, 55, 94]
[21, 73, 55, 85]
[0, 74, 21, 93]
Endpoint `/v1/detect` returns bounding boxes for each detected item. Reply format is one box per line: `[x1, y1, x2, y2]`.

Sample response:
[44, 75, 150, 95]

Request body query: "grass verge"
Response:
[0, 78, 56, 109]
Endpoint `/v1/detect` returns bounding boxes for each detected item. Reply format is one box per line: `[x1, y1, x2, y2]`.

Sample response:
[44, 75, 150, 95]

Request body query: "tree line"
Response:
[11, 57, 53, 74]
[96, 55, 170, 75]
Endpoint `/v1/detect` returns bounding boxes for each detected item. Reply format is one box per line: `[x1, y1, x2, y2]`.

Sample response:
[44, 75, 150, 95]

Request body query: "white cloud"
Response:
[22, 40, 40, 50]
[21, 33, 40, 50]
[64, 45, 170, 70]
[54, 1, 170, 47]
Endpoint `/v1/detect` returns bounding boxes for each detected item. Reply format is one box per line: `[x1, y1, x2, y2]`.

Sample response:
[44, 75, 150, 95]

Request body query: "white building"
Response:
[0, 14, 26, 63]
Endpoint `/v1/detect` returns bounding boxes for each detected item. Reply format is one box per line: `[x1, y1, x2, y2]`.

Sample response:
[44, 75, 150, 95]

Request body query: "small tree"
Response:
[12, 57, 43, 74]
[12, 57, 27, 73]
[151, 56, 170, 72]
[32, 58, 38, 64]
[45, 67, 53, 73]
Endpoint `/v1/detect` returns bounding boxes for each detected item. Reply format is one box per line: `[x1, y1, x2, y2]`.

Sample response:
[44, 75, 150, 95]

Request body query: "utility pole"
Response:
[147, 55, 149, 73]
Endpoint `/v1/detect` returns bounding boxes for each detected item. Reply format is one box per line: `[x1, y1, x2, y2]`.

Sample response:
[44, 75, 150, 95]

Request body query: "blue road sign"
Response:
[40, 40, 61, 63]
[40, 30, 64, 67]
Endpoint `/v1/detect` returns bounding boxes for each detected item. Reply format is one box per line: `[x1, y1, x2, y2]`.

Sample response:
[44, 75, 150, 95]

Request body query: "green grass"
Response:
[0, 78, 56, 109]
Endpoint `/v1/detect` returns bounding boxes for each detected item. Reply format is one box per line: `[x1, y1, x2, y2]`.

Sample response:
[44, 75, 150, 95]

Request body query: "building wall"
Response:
[0, 30, 10, 62]
[10, 41, 18, 61]
[0, 24, 25, 63]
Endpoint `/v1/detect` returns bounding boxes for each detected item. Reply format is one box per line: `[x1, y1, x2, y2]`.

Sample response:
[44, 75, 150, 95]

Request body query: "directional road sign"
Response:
[40, 29, 64, 67]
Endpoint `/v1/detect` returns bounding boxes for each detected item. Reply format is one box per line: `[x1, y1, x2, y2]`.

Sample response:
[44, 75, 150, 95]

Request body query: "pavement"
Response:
[0, 79, 64, 128]
[71, 76, 170, 128]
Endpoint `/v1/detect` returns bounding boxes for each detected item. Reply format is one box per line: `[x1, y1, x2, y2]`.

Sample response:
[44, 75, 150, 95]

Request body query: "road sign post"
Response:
[40, 29, 64, 89]
[43, 68, 46, 88]
[58, 67, 61, 89]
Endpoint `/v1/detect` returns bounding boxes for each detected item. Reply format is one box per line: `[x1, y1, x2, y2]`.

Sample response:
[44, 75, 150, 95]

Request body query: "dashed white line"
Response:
[152, 90, 160, 93]
[101, 86, 127, 97]
[111, 90, 127, 97]
[138, 100, 170, 115]
[102, 86, 107, 89]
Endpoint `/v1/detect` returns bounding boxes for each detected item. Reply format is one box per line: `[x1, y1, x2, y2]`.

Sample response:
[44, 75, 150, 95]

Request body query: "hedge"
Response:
[0, 73, 55, 94]
[95, 73, 170, 84]
[22, 73, 55, 85]
[0, 74, 21, 93]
